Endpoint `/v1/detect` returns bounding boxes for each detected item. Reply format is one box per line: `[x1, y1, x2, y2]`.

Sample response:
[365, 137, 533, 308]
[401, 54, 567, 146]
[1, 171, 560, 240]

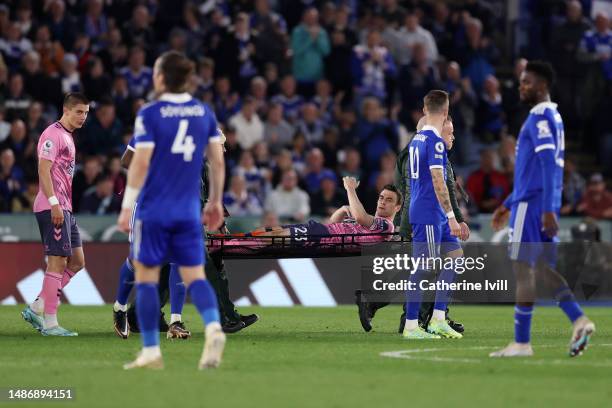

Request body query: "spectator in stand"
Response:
[466, 149, 510, 213]
[79, 99, 123, 156]
[368, 150, 396, 188]
[428, 2, 456, 59]
[33, 24, 65, 78]
[11, 179, 37, 213]
[79, 174, 121, 215]
[72, 156, 102, 213]
[339, 147, 362, 180]
[455, 17, 499, 93]
[60, 53, 81, 94]
[122, 5, 155, 53]
[213, 76, 241, 124]
[561, 157, 586, 216]
[337, 106, 357, 145]
[4, 73, 31, 121]
[312, 78, 335, 125]
[271, 75, 304, 124]
[107, 155, 126, 196]
[393, 11, 439, 66]
[223, 174, 264, 216]
[0, 148, 25, 212]
[354, 97, 398, 173]
[476, 75, 504, 144]
[249, 76, 269, 117]
[550, 1, 591, 126]
[194, 58, 215, 103]
[501, 58, 528, 137]
[311, 172, 345, 218]
[578, 11, 612, 82]
[498, 134, 516, 180]
[45, 0, 77, 51]
[291, 7, 330, 97]
[325, 11, 356, 98]
[82, 56, 112, 103]
[261, 210, 280, 228]
[82, 0, 109, 52]
[20, 51, 48, 107]
[319, 127, 340, 170]
[271, 148, 294, 187]
[0, 108, 10, 143]
[25, 102, 47, 142]
[119, 46, 152, 99]
[303, 147, 335, 194]
[0, 21, 33, 70]
[263, 102, 295, 153]
[295, 103, 324, 144]
[290, 132, 308, 174]
[265, 169, 310, 222]
[223, 126, 242, 174]
[253, 141, 273, 170]
[233, 150, 268, 203]
[350, 29, 397, 101]
[0, 119, 35, 177]
[229, 96, 264, 150]
[577, 173, 612, 219]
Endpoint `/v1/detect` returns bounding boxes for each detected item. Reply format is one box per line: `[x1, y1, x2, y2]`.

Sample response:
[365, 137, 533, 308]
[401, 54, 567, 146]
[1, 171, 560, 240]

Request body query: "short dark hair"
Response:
[63, 92, 89, 107]
[157, 51, 194, 93]
[423, 90, 449, 114]
[525, 60, 555, 88]
[382, 184, 402, 206]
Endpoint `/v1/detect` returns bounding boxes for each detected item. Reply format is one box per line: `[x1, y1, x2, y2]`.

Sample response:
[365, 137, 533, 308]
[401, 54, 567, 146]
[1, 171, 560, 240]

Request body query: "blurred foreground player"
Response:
[22, 93, 90, 336]
[117, 51, 226, 369]
[490, 61, 595, 357]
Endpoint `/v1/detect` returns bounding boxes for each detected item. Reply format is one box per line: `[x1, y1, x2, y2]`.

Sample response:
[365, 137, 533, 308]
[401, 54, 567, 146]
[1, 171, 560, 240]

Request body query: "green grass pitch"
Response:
[1, 305, 611, 408]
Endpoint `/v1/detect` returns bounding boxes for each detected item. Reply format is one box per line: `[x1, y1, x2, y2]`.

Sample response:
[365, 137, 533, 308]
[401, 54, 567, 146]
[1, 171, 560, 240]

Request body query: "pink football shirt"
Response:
[323, 216, 395, 244]
[33, 122, 76, 213]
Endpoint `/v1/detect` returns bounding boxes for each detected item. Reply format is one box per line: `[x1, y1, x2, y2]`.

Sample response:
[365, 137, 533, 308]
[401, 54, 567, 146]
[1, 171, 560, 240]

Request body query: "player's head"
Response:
[519, 60, 555, 105]
[153, 51, 195, 94]
[422, 90, 449, 119]
[375, 184, 402, 218]
[442, 115, 454, 150]
[62, 92, 89, 130]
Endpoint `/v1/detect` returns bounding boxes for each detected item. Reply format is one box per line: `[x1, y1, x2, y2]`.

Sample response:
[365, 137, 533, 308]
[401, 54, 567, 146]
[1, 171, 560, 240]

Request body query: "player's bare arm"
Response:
[121, 148, 134, 169]
[430, 168, 460, 236]
[204, 140, 225, 231]
[38, 158, 63, 227]
[343, 177, 374, 227]
[118, 146, 154, 232]
[329, 205, 351, 223]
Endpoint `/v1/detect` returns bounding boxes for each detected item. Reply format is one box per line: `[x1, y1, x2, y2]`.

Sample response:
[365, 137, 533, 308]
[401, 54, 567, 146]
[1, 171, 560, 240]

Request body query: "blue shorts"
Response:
[508, 197, 558, 267]
[130, 217, 204, 267]
[411, 222, 461, 258]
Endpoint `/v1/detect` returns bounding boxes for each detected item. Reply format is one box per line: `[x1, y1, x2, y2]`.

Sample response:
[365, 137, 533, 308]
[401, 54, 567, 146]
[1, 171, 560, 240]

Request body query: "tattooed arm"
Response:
[430, 167, 461, 236]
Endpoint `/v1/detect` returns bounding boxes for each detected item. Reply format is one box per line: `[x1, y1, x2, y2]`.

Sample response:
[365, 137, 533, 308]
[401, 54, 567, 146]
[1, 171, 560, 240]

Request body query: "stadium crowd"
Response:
[0, 0, 611, 221]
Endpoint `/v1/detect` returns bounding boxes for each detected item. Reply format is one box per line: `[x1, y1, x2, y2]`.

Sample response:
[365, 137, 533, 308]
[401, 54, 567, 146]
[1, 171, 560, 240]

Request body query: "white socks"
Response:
[404, 319, 418, 331]
[432, 309, 446, 321]
[142, 346, 161, 359]
[205, 322, 222, 336]
[43, 314, 58, 329]
[113, 301, 127, 312]
[31, 297, 44, 314]
[170, 314, 182, 324]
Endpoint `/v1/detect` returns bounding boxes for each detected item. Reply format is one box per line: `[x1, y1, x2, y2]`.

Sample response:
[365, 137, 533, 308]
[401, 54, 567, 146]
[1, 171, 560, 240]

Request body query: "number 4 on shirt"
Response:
[172, 119, 195, 162]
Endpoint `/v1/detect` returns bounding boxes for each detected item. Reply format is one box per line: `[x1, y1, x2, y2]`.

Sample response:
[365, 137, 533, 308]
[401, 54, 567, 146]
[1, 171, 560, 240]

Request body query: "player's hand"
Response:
[203, 201, 224, 231]
[459, 222, 470, 241]
[542, 211, 559, 238]
[449, 217, 461, 237]
[117, 208, 132, 233]
[51, 204, 64, 227]
[491, 205, 510, 231]
[343, 176, 359, 190]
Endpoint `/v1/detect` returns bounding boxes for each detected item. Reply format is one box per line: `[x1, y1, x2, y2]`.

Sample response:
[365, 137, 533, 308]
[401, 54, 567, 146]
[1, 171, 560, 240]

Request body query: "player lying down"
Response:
[222, 177, 401, 245]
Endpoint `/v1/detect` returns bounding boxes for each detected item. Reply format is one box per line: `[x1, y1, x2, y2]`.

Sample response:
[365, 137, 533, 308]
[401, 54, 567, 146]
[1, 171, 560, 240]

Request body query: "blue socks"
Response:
[115, 259, 134, 306]
[555, 286, 583, 323]
[169, 264, 185, 315]
[434, 265, 457, 311]
[136, 283, 160, 347]
[188, 279, 220, 326]
[406, 269, 427, 320]
[514, 305, 533, 343]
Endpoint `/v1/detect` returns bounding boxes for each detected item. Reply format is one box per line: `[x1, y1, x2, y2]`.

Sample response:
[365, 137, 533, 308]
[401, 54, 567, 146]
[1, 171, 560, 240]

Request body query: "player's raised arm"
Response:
[204, 137, 225, 231]
[343, 176, 374, 227]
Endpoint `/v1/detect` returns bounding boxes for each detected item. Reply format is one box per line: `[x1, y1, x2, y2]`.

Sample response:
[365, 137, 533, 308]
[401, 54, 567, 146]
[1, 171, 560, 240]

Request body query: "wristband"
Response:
[48, 196, 59, 206]
[121, 186, 141, 209]
[446, 211, 456, 219]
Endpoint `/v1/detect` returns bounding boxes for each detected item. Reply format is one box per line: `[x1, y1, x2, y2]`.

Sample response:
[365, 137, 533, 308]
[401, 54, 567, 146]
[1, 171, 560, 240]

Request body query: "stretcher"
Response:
[206, 233, 406, 259]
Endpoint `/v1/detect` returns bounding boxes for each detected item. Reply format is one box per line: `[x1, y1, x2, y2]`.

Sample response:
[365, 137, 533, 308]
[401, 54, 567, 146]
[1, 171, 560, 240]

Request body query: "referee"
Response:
[356, 116, 468, 333]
